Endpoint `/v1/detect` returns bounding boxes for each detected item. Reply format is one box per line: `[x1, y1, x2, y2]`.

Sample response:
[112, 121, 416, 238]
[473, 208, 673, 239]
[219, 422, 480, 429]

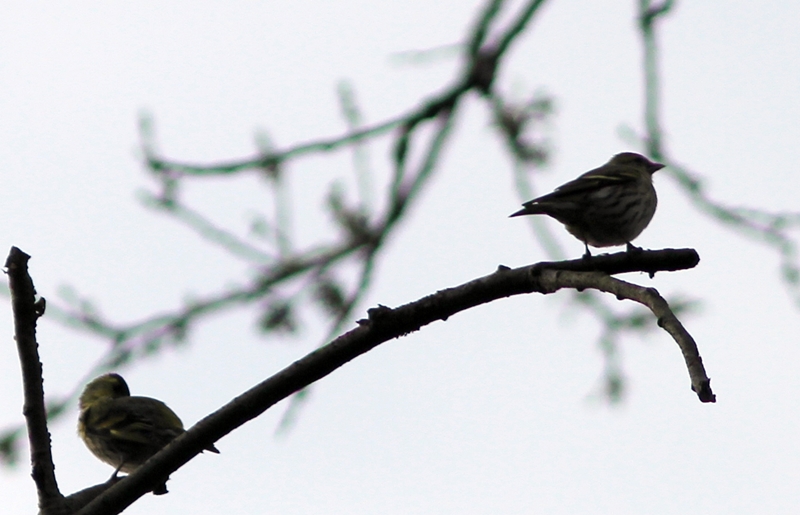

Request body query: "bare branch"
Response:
[542, 269, 714, 402]
[5, 247, 66, 514]
[74, 248, 710, 514]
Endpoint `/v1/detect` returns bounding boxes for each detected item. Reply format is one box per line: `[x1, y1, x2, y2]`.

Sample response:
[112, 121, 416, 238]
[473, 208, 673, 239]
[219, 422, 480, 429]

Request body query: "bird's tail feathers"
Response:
[509, 204, 546, 217]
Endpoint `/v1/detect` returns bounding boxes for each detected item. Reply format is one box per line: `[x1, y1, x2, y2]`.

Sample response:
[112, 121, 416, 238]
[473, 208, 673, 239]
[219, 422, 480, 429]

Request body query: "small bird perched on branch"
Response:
[510, 152, 665, 257]
[78, 373, 219, 495]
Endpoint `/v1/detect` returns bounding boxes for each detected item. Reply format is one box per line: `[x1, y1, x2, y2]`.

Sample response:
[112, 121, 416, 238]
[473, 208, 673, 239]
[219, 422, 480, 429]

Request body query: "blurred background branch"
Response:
[1, 0, 554, 465]
[3, 0, 800, 476]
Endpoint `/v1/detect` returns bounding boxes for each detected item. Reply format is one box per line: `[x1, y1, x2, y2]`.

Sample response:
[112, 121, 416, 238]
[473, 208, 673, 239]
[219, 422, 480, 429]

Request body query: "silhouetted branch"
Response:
[74, 247, 709, 514]
[545, 268, 714, 402]
[6, 247, 67, 515]
[532, 247, 699, 276]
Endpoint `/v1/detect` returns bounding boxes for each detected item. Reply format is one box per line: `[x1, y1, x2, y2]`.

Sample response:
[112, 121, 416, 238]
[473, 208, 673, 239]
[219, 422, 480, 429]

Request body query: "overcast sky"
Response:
[3, 2, 800, 514]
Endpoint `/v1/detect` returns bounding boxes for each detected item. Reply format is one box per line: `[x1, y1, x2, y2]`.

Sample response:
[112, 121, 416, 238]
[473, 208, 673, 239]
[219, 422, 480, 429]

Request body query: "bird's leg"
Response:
[625, 242, 644, 254]
[107, 463, 126, 485]
[582, 243, 592, 259]
[111, 463, 124, 479]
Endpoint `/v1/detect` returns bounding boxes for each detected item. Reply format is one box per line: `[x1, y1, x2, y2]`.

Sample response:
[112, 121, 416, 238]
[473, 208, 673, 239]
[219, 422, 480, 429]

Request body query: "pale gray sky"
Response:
[2, 2, 800, 514]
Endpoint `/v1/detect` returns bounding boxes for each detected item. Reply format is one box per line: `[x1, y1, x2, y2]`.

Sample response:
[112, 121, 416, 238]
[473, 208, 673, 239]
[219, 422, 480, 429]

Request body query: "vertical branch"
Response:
[6, 247, 65, 514]
[257, 134, 294, 258]
[337, 81, 374, 215]
[638, 0, 674, 158]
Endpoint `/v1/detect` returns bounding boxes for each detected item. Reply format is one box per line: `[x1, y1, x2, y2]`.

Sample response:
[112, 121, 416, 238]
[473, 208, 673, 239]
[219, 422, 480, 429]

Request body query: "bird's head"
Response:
[79, 373, 131, 409]
[610, 152, 665, 174]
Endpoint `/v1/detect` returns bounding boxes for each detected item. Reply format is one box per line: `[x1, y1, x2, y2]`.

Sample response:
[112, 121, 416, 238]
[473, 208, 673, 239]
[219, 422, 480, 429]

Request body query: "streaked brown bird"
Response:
[510, 152, 664, 257]
[78, 373, 219, 495]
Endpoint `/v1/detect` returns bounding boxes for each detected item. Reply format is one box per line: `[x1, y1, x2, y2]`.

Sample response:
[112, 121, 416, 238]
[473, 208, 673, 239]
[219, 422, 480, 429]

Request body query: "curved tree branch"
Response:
[74, 247, 711, 515]
[541, 268, 713, 402]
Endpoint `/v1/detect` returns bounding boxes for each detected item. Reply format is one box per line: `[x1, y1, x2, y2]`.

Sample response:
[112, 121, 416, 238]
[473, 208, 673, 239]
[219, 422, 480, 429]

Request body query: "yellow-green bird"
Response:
[78, 373, 219, 495]
[511, 152, 664, 257]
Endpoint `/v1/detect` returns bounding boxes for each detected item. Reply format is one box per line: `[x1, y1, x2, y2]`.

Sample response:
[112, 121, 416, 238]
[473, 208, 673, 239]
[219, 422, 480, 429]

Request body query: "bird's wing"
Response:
[533, 164, 639, 202]
[83, 403, 155, 445]
[96, 398, 183, 445]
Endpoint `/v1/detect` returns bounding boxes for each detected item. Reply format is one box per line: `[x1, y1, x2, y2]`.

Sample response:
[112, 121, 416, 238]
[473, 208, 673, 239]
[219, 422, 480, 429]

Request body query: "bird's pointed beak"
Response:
[650, 162, 666, 174]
